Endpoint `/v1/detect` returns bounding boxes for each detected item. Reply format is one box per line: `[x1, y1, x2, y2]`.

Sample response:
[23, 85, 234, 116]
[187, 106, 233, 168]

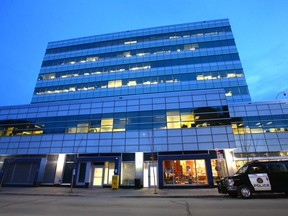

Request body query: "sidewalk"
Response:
[0, 186, 225, 198]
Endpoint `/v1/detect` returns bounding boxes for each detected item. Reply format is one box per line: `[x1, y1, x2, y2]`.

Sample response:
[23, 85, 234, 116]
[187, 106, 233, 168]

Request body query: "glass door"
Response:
[149, 164, 158, 187]
[92, 166, 104, 187]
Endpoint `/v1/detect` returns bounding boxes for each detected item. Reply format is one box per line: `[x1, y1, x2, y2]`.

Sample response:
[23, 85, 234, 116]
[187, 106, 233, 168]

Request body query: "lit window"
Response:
[124, 41, 137, 44]
[124, 52, 131, 57]
[137, 52, 149, 56]
[227, 73, 236, 78]
[128, 80, 137, 86]
[130, 66, 150, 71]
[108, 80, 122, 88]
[143, 81, 151, 85]
[169, 36, 180, 39]
[225, 91, 232, 97]
[91, 71, 102, 75]
[101, 118, 113, 132]
[166, 111, 181, 129]
[184, 44, 199, 51]
[196, 74, 216, 80]
[76, 123, 89, 133]
[87, 57, 98, 62]
[180, 112, 195, 128]
[197, 75, 204, 80]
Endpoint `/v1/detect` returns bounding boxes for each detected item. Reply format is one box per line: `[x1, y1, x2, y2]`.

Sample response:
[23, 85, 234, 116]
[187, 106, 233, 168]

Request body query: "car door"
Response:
[267, 162, 288, 192]
[247, 164, 271, 192]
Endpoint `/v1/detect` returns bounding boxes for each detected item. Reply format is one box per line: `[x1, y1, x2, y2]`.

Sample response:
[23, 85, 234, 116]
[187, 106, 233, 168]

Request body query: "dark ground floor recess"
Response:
[0, 150, 230, 189]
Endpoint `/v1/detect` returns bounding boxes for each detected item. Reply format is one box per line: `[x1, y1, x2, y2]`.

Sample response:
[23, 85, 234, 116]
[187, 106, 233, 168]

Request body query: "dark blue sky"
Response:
[1, 0, 287, 106]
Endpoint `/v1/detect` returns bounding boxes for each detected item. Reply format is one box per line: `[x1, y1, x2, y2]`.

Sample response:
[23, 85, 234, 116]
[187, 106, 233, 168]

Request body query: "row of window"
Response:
[39, 64, 242, 83]
[42, 40, 235, 68]
[231, 115, 288, 134]
[2, 93, 225, 114]
[1, 112, 287, 138]
[35, 70, 244, 95]
[231, 104, 288, 112]
[46, 26, 231, 54]
[0, 107, 230, 136]
[33, 87, 248, 102]
[32, 86, 249, 104]
[38, 53, 240, 82]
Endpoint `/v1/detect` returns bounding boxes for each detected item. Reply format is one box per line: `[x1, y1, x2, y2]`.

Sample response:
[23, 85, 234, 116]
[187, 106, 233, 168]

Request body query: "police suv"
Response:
[218, 160, 288, 198]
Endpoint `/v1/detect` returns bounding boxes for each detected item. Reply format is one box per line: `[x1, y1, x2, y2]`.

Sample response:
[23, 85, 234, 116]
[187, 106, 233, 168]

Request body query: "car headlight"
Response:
[227, 179, 234, 187]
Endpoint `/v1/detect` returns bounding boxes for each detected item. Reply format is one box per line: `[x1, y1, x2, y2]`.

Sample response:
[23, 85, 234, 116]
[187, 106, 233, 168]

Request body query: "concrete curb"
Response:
[0, 187, 225, 198]
[0, 192, 225, 198]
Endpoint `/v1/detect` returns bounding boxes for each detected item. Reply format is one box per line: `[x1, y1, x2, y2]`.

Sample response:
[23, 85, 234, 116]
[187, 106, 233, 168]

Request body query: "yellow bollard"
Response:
[112, 175, 119, 189]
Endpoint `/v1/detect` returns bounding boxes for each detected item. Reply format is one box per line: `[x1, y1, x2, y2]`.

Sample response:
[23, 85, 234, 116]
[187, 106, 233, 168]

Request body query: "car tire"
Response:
[238, 185, 252, 199]
[228, 192, 238, 198]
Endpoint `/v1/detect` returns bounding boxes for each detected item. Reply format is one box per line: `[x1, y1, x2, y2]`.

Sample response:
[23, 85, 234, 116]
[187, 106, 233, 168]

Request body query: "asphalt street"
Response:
[0, 194, 288, 216]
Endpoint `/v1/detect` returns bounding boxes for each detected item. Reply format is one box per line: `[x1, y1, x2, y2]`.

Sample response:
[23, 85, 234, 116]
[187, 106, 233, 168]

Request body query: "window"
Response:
[163, 159, 207, 185]
[249, 165, 268, 174]
[236, 164, 249, 174]
[268, 164, 288, 173]
[124, 40, 137, 44]
[103, 161, 115, 184]
[184, 44, 198, 51]
[180, 112, 195, 128]
[127, 80, 137, 86]
[108, 80, 122, 88]
[101, 118, 113, 132]
[76, 123, 89, 133]
[166, 111, 181, 129]
[121, 162, 135, 186]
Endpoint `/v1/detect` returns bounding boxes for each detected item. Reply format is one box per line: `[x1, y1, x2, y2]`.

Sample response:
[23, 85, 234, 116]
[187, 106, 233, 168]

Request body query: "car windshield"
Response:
[236, 164, 249, 174]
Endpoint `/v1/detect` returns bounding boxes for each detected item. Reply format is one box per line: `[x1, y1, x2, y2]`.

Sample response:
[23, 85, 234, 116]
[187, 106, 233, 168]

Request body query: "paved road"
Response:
[0, 195, 287, 216]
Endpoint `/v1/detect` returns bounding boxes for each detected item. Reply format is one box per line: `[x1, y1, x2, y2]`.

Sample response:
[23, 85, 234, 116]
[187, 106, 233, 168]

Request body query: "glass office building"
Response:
[0, 19, 287, 188]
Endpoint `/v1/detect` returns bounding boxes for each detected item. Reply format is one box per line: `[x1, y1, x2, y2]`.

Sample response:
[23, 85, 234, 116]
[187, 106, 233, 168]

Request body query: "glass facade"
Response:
[32, 19, 251, 104]
[0, 19, 287, 189]
[0, 106, 231, 136]
[0, 89, 235, 155]
[229, 101, 288, 164]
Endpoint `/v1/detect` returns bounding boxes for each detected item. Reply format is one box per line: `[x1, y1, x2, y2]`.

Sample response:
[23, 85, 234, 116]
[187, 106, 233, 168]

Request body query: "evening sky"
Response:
[0, 0, 287, 106]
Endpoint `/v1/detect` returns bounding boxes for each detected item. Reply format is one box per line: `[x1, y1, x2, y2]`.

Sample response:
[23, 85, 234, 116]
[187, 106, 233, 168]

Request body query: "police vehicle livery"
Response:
[218, 160, 288, 198]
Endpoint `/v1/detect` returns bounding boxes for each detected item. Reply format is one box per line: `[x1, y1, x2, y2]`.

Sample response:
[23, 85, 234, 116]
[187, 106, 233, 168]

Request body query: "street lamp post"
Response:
[143, 131, 158, 195]
[150, 142, 158, 195]
[69, 137, 83, 193]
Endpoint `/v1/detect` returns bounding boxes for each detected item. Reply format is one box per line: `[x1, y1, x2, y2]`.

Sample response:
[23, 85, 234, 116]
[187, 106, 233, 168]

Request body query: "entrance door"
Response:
[149, 164, 158, 187]
[92, 166, 104, 187]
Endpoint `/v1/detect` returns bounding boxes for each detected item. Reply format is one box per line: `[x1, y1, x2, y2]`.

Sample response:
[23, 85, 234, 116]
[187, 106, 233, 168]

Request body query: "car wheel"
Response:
[238, 185, 252, 199]
[228, 192, 238, 198]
